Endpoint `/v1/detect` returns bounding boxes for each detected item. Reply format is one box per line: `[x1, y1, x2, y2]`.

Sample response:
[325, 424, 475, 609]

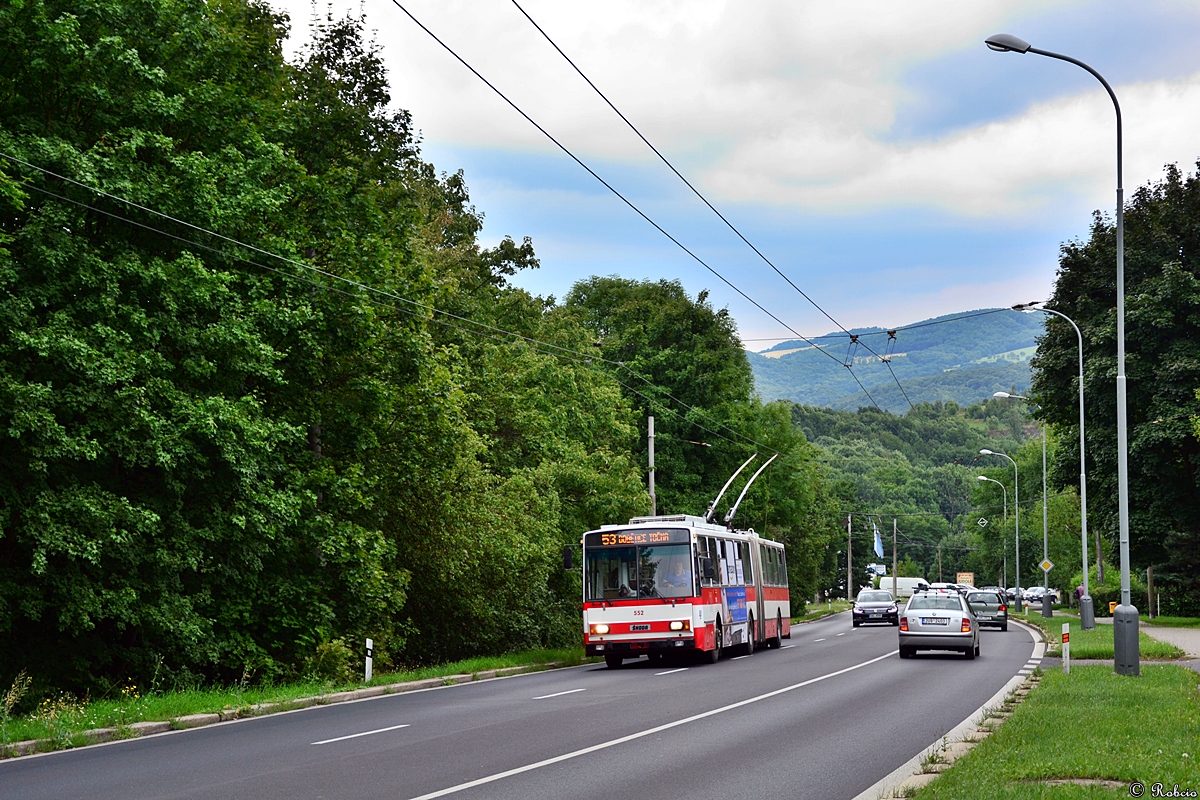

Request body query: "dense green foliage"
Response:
[1032, 161, 1200, 616]
[0, 0, 654, 694]
[748, 309, 1041, 411]
[558, 277, 843, 606]
[793, 400, 1090, 598]
[0, 0, 846, 700]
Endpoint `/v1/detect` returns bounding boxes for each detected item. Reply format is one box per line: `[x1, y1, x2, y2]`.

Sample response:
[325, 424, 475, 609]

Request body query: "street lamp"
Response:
[985, 33, 1136, 673]
[994, 392, 1052, 618]
[981, 448, 1020, 611]
[1014, 301, 1095, 629]
[977, 475, 1007, 588]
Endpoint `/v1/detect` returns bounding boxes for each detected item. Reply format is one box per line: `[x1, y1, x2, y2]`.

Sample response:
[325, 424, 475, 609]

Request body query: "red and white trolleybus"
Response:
[581, 514, 790, 667]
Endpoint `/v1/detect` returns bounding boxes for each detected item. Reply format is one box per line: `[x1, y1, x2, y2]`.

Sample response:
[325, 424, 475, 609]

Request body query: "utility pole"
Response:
[892, 519, 898, 598]
[648, 416, 656, 516]
[938, 543, 942, 582]
[846, 514, 852, 602]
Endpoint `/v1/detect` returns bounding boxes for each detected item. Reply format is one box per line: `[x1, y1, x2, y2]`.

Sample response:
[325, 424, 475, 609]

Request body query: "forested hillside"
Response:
[0, 0, 837, 696]
[748, 309, 1042, 411]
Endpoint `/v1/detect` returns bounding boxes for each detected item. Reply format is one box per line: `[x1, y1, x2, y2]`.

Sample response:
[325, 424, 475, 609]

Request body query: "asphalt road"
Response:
[2, 612, 1037, 800]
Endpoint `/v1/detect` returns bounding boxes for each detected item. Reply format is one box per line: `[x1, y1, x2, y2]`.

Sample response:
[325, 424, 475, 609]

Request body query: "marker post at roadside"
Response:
[366, 638, 374, 682]
[1062, 623, 1070, 675]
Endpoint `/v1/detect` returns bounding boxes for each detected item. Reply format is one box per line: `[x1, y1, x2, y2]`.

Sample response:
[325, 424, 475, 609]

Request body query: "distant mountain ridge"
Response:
[747, 309, 1043, 412]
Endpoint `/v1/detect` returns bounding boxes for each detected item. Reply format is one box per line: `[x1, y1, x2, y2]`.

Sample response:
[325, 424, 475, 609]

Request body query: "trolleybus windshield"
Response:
[583, 531, 693, 601]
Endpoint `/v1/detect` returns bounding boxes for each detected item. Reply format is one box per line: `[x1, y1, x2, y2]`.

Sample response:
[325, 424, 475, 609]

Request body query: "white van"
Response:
[875, 576, 929, 598]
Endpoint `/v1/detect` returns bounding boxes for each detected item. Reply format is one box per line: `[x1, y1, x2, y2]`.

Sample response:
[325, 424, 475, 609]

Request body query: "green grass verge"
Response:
[1146, 616, 1200, 629]
[1024, 617, 1185, 660]
[1, 647, 587, 748]
[910, 665, 1200, 799]
[793, 598, 852, 622]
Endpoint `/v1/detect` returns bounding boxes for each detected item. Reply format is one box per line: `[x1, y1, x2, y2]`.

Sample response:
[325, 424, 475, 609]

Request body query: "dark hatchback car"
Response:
[852, 589, 899, 627]
[966, 589, 1008, 631]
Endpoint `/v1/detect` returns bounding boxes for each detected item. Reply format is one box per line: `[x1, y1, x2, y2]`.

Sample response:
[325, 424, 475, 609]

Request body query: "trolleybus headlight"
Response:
[590, 624, 610, 635]
[669, 620, 689, 631]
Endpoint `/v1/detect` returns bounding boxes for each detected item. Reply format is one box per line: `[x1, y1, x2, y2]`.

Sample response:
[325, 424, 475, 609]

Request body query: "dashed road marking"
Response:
[312, 724, 410, 745]
[532, 688, 586, 700]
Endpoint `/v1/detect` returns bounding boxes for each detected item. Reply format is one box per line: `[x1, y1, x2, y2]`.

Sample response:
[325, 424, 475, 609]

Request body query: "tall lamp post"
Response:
[1013, 301, 1095, 629]
[981, 449, 1020, 612]
[995, 392, 1052, 618]
[977, 475, 1008, 589]
[984, 33, 1137, 674]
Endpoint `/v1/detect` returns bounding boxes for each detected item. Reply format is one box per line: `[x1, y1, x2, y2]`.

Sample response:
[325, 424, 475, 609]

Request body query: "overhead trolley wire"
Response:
[507, 0, 914, 410]
[384, 0, 890, 412]
[1, 151, 797, 461]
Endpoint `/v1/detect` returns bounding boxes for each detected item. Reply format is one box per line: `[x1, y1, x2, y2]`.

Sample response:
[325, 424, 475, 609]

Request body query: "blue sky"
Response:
[272, 0, 1200, 348]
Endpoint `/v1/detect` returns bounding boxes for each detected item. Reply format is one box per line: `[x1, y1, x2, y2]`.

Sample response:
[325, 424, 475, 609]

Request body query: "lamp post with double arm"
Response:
[977, 475, 1008, 589]
[981, 448, 1020, 612]
[1013, 301, 1095, 629]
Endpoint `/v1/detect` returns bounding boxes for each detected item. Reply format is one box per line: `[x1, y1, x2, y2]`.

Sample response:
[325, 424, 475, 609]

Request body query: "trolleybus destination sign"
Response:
[586, 529, 690, 547]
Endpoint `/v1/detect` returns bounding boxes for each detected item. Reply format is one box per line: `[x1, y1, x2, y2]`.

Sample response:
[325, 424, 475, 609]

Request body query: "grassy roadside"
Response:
[794, 598, 852, 622]
[1, 647, 589, 750]
[1147, 616, 1200, 629]
[908, 665, 1200, 799]
[1020, 614, 1186, 660]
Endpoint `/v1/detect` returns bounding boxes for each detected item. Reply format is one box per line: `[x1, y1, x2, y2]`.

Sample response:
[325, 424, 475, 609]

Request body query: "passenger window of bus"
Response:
[700, 537, 717, 587]
[742, 542, 753, 584]
[778, 549, 787, 587]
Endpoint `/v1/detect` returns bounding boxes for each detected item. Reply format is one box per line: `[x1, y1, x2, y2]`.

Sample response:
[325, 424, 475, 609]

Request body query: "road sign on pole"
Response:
[1040, 558, 1054, 573]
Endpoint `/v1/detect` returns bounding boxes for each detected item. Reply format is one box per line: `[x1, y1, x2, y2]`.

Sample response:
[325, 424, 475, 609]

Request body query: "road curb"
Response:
[0, 663, 562, 760]
[852, 618, 1047, 800]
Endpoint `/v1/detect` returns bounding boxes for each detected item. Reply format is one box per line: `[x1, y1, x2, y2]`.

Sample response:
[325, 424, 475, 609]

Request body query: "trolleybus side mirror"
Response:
[562, 546, 573, 570]
[699, 557, 714, 580]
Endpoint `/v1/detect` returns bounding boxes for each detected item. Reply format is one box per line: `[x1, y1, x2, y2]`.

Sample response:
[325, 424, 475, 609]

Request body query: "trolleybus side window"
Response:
[741, 542, 753, 584]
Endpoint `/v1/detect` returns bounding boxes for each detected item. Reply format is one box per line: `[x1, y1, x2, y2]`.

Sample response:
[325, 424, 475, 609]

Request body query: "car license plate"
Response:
[869, 613, 881, 617]
[630, 624, 650, 631]
[920, 617, 948, 625]
[979, 614, 993, 620]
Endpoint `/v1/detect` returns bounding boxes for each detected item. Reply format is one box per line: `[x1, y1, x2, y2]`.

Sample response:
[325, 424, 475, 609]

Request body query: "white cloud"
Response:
[265, 0, 1200, 224]
[712, 71, 1200, 218]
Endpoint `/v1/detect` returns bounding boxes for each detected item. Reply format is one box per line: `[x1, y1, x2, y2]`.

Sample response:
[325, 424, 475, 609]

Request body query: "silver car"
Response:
[899, 591, 980, 659]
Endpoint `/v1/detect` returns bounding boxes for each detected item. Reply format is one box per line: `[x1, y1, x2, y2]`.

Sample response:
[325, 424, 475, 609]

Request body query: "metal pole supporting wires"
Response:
[384, 0, 892, 412]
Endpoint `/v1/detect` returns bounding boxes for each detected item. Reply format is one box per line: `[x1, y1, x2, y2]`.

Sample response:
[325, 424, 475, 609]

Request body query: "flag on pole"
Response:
[873, 520, 884, 558]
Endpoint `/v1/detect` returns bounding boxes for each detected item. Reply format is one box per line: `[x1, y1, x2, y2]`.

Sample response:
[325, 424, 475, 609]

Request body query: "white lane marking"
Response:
[532, 688, 586, 700]
[311, 723, 410, 745]
[405, 650, 898, 800]
[732, 655, 748, 660]
[836, 632, 847, 637]
[655, 668, 688, 676]
[813, 638, 826, 642]
[781, 644, 796, 649]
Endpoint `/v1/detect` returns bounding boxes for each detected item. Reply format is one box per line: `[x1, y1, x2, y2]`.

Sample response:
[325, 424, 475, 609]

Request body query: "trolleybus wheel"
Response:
[705, 618, 723, 664]
[768, 610, 783, 648]
[604, 654, 623, 669]
[744, 615, 755, 656]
